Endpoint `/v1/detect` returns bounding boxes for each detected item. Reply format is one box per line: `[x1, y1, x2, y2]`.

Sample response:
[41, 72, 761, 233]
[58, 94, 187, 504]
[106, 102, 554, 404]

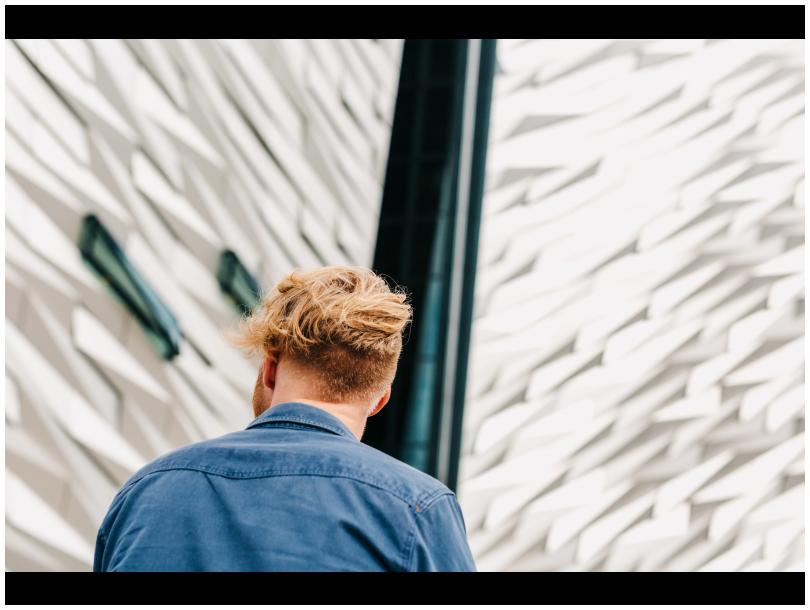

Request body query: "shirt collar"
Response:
[245, 402, 357, 440]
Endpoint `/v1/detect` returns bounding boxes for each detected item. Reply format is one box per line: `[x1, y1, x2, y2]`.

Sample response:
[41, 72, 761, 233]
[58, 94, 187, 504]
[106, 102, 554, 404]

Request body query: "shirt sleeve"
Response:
[92, 484, 131, 572]
[93, 530, 107, 572]
[407, 492, 477, 572]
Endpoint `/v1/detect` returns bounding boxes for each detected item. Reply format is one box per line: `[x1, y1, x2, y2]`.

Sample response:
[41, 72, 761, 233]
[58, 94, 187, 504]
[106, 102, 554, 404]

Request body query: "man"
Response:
[93, 266, 477, 572]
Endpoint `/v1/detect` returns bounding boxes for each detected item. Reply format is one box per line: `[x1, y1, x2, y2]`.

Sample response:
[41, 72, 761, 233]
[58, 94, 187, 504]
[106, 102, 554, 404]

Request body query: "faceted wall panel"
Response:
[5, 38, 402, 571]
[459, 39, 804, 572]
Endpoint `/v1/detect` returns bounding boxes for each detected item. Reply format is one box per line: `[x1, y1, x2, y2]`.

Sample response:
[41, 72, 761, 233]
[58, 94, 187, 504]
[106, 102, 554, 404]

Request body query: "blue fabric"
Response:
[94, 402, 477, 572]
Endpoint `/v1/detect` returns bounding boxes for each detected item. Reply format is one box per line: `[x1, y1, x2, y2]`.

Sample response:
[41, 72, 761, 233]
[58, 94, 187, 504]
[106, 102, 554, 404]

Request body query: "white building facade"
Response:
[459, 39, 804, 572]
[5, 38, 403, 571]
[5, 37, 804, 574]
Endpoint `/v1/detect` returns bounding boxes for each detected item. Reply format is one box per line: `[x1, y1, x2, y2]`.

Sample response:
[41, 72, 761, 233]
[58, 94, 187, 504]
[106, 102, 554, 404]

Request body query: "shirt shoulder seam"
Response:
[420, 489, 455, 510]
[118, 464, 432, 507]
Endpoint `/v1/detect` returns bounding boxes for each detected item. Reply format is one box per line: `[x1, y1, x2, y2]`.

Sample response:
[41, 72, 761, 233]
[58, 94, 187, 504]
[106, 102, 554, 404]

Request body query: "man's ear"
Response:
[262, 352, 279, 390]
[368, 386, 391, 417]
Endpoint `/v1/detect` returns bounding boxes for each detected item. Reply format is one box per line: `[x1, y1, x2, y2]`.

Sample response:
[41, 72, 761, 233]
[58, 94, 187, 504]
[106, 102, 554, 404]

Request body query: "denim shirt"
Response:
[93, 402, 477, 572]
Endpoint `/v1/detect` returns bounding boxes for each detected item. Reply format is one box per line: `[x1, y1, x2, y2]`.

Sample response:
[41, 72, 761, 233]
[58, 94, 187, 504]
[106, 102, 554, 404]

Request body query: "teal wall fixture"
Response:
[217, 249, 262, 316]
[78, 214, 182, 360]
[366, 39, 496, 490]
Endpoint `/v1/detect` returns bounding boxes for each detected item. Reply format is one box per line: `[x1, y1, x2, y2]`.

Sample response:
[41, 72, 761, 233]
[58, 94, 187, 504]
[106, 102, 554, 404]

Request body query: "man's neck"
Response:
[269, 396, 368, 440]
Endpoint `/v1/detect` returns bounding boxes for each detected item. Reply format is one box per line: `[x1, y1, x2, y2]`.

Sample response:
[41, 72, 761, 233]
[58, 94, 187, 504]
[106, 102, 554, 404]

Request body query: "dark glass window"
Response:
[217, 249, 261, 316]
[78, 214, 182, 360]
[364, 39, 496, 491]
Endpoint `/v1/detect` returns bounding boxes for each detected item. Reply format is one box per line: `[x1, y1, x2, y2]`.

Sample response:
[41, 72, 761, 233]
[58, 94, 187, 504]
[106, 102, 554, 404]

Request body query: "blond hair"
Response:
[231, 266, 412, 402]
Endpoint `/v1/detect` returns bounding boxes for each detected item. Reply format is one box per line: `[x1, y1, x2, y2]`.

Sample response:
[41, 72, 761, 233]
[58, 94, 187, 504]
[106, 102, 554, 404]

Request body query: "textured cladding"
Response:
[5, 38, 402, 571]
[458, 39, 804, 572]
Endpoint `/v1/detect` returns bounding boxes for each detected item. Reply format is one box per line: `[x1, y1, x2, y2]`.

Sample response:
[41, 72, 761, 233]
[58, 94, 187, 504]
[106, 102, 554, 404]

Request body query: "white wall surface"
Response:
[459, 39, 804, 572]
[5, 38, 403, 571]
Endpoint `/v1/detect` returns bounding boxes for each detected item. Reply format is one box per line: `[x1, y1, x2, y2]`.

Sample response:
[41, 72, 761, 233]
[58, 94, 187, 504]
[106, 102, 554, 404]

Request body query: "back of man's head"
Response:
[232, 266, 412, 404]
